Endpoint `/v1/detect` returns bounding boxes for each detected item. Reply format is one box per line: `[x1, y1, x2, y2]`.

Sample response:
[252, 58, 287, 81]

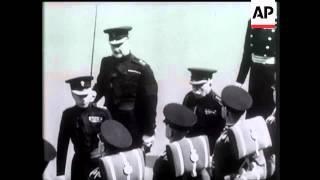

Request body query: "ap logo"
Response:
[251, 0, 277, 29]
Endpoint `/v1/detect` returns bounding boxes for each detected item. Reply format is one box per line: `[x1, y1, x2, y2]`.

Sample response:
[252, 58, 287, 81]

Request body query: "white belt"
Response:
[251, 53, 275, 65]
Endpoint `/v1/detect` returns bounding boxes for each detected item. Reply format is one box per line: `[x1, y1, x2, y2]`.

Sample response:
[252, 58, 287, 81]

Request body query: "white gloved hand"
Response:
[55, 175, 65, 180]
[142, 135, 155, 148]
[266, 115, 276, 125]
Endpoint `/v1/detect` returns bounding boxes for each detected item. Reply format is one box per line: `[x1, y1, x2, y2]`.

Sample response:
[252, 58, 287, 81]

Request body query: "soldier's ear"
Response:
[208, 79, 212, 87]
[186, 130, 190, 135]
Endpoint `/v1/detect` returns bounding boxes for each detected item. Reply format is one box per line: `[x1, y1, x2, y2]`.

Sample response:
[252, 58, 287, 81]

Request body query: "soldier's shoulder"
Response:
[212, 93, 223, 106]
[183, 92, 196, 107]
[186, 91, 194, 97]
[184, 91, 195, 99]
[153, 152, 169, 172]
[101, 56, 115, 64]
[183, 91, 195, 101]
[61, 106, 79, 120]
[63, 106, 77, 114]
[131, 55, 149, 67]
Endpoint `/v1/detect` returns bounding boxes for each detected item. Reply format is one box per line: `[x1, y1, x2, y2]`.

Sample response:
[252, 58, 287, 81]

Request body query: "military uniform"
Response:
[212, 85, 273, 180]
[236, 20, 277, 119]
[183, 68, 225, 153]
[94, 27, 158, 149]
[153, 103, 211, 180]
[88, 120, 138, 180]
[57, 76, 112, 180]
[213, 129, 269, 180]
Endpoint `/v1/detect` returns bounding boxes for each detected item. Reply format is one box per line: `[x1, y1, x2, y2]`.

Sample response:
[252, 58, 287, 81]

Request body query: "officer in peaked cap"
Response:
[43, 139, 56, 174]
[56, 76, 112, 180]
[182, 68, 225, 154]
[93, 26, 158, 152]
[236, 18, 278, 119]
[188, 68, 217, 85]
[153, 103, 211, 180]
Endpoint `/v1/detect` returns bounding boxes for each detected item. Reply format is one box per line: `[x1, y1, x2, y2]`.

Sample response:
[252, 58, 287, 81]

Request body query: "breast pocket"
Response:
[124, 70, 141, 93]
[113, 70, 141, 97]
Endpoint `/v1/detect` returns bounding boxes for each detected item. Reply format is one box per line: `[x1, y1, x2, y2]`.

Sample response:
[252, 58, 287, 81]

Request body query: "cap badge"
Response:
[204, 109, 217, 115]
[80, 80, 85, 87]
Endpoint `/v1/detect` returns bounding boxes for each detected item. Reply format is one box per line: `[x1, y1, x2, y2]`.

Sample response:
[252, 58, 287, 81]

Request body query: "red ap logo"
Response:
[251, 0, 277, 29]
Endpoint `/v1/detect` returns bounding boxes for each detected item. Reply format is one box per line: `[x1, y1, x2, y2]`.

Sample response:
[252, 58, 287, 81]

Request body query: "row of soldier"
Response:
[43, 21, 277, 180]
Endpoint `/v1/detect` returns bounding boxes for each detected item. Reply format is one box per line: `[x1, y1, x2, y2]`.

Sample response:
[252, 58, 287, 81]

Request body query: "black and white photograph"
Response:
[43, 2, 279, 180]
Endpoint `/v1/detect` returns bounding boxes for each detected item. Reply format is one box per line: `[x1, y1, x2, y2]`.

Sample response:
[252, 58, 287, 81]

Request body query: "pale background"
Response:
[43, 2, 251, 180]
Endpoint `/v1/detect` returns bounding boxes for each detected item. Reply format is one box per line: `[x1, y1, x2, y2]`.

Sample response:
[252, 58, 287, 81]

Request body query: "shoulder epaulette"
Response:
[132, 57, 147, 66]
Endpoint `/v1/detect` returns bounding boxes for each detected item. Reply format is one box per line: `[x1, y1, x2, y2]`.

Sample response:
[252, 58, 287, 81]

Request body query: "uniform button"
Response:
[250, 34, 253, 38]
[266, 45, 270, 49]
[264, 54, 267, 57]
[271, 29, 275, 33]
[268, 37, 272, 41]
[250, 43, 253, 47]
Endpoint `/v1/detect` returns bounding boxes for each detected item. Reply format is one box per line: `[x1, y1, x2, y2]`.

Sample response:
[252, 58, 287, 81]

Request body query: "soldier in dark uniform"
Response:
[56, 76, 112, 180]
[43, 139, 56, 174]
[93, 26, 158, 152]
[153, 103, 211, 180]
[212, 85, 273, 180]
[236, 19, 278, 119]
[88, 120, 133, 180]
[183, 68, 225, 153]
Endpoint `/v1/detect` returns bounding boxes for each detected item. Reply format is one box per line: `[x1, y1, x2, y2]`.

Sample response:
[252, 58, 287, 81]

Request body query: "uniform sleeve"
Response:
[153, 158, 171, 180]
[139, 64, 158, 136]
[93, 58, 106, 103]
[56, 112, 71, 176]
[213, 132, 235, 180]
[238, 151, 269, 179]
[153, 148, 176, 180]
[213, 138, 226, 180]
[104, 108, 113, 120]
[237, 19, 253, 84]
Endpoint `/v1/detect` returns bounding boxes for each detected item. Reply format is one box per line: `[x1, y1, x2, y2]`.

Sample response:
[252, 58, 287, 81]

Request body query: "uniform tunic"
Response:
[56, 104, 112, 180]
[237, 20, 277, 119]
[93, 53, 158, 149]
[183, 91, 225, 153]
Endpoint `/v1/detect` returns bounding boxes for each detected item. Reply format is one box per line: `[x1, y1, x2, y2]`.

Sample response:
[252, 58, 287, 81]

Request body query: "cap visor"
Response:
[109, 37, 127, 45]
[72, 89, 90, 96]
[189, 80, 208, 85]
